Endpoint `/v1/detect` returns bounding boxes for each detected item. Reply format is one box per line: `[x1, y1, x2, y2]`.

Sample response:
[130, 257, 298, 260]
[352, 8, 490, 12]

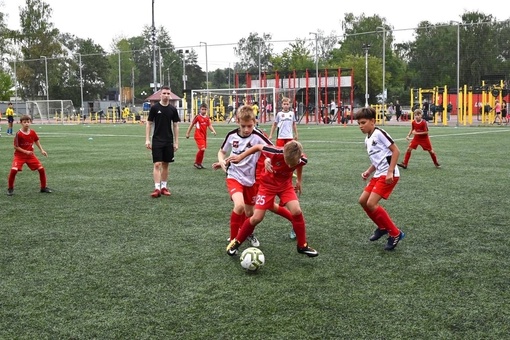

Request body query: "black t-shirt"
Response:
[148, 102, 180, 146]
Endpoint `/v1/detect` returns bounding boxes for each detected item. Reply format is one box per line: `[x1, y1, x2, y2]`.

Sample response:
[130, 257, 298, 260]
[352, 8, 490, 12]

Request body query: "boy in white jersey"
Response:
[269, 97, 298, 146]
[216, 105, 273, 248]
[354, 107, 405, 251]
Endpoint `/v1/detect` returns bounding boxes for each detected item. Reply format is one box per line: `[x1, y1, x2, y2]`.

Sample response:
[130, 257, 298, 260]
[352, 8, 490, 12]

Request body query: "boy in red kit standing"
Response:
[7, 115, 52, 196]
[226, 141, 318, 257]
[185, 103, 216, 169]
[398, 109, 440, 169]
[355, 107, 405, 250]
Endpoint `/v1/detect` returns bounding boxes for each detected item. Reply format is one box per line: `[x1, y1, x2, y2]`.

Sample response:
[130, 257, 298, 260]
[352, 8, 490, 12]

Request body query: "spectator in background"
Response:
[395, 100, 402, 121]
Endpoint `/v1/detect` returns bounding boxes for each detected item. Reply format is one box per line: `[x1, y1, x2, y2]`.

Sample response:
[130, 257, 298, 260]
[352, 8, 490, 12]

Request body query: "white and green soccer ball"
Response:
[240, 247, 265, 271]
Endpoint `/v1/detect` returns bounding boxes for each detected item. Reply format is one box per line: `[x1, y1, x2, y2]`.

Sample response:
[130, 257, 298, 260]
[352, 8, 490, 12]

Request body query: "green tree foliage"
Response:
[14, 0, 62, 100]
[234, 32, 273, 74]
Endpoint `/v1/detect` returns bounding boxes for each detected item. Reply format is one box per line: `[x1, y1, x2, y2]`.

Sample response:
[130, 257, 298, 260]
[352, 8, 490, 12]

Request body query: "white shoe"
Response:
[247, 234, 260, 247]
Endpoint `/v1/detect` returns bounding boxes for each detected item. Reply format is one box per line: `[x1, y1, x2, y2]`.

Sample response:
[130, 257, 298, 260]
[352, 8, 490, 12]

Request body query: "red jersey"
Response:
[259, 145, 307, 191]
[191, 114, 211, 140]
[412, 120, 429, 140]
[14, 129, 39, 155]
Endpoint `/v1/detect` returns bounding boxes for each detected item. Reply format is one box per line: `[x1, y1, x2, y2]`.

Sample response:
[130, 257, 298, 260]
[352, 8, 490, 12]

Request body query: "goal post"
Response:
[190, 87, 277, 123]
[25, 100, 75, 124]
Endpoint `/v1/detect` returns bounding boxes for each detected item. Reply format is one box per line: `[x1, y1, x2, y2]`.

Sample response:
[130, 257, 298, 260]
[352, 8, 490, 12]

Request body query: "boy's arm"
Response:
[294, 166, 303, 195]
[185, 121, 194, 138]
[172, 122, 179, 150]
[293, 121, 298, 140]
[226, 144, 264, 164]
[361, 165, 376, 180]
[208, 124, 216, 135]
[145, 120, 152, 148]
[215, 149, 228, 171]
[34, 140, 48, 157]
[386, 143, 400, 181]
[268, 121, 277, 139]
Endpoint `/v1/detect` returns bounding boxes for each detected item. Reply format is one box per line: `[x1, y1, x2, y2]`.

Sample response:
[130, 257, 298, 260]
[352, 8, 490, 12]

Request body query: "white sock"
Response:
[155, 183, 161, 190]
[161, 181, 167, 189]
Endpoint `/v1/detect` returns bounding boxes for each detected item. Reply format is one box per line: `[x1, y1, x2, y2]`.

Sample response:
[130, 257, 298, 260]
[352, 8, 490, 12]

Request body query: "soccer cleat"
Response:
[198, 164, 205, 169]
[297, 243, 319, 257]
[194, 163, 201, 169]
[247, 234, 260, 247]
[369, 228, 388, 241]
[40, 187, 53, 193]
[435, 164, 441, 169]
[7, 188, 14, 196]
[289, 229, 296, 240]
[384, 231, 405, 251]
[226, 238, 241, 256]
[160, 187, 171, 196]
[151, 189, 161, 198]
[397, 163, 407, 169]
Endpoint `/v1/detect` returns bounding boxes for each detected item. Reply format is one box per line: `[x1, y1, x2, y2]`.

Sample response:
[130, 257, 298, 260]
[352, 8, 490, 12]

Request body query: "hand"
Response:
[361, 171, 369, 180]
[174, 143, 179, 151]
[264, 157, 273, 173]
[212, 131, 217, 136]
[211, 162, 222, 170]
[41, 150, 48, 157]
[405, 135, 411, 141]
[185, 134, 190, 139]
[226, 155, 241, 164]
[385, 174, 394, 184]
[145, 141, 152, 149]
[294, 182, 302, 197]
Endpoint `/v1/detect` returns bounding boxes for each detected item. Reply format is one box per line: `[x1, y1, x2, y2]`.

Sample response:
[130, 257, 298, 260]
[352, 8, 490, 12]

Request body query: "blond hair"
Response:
[236, 105, 256, 123]
[283, 140, 303, 167]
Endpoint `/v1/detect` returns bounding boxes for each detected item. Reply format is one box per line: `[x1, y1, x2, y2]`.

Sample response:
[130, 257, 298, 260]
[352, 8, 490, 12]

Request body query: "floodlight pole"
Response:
[452, 21, 461, 127]
[200, 42, 209, 100]
[310, 32, 319, 123]
[377, 27, 386, 123]
[362, 44, 370, 107]
[151, 0, 157, 93]
[40, 55, 49, 119]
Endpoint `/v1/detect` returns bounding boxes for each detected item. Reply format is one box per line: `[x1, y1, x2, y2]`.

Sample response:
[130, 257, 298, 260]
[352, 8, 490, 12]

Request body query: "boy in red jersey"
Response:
[355, 107, 404, 250]
[7, 115, 52, 196]
[185, 103, 216, 169]
[398, 109, 440, 169]
[225, 140, 319, 257]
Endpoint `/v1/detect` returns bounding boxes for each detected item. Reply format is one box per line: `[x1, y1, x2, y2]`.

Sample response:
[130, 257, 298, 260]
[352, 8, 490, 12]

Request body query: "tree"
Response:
[14, 0, 62, 100]
[234, 32, 273, 73]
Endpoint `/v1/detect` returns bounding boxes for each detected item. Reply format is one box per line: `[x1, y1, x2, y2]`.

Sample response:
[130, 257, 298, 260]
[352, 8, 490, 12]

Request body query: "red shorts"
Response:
[12, 154, 42, 171]
[226, 178, 258, 205]
[276, 138, 293, 147]
[194, 137, 206, 149]
[409, 137, 432, 151]
[364, 176, 399, 199]
[254, 184, 298, 210]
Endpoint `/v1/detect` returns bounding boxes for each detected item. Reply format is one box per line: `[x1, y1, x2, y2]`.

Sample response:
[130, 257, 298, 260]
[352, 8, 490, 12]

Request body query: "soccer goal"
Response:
[25, 100, 76, 124]
[190, 87, 277, 123]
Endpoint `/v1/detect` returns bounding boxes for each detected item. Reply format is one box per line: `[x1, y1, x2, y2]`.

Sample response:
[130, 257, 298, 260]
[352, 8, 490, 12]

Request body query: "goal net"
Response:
[25, 100, 75, 124]
[191, 87, 282, 123]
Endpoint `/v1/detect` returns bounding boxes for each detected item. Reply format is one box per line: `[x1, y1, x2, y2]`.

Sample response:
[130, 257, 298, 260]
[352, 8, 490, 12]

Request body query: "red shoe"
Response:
[160, 187, 171, 196]
[151, 189, 161, 198]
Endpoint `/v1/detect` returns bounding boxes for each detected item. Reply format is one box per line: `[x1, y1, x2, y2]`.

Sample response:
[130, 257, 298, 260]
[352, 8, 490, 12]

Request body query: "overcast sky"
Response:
[3, 0, 506, 70]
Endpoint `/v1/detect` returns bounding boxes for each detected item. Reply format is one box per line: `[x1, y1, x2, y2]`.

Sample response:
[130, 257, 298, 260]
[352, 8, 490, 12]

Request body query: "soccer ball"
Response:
[240, 247, 265, 271]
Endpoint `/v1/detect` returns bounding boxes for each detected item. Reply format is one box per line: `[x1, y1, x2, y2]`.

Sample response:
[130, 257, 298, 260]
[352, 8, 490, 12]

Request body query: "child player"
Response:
[268, 96, 299, 239]
[398, 109, 441, 169]
[215, 105, 293, 248]
[185, 103, 216, 169]
[226, 140, 319, 257]
[354, 107, 405, 251]
[7, 114, 52, 196]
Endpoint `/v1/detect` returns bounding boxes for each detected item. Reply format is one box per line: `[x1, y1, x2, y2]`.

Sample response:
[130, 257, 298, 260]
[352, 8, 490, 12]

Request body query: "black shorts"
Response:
[152, 143, 175, 163]
[7, 116, 14, 123]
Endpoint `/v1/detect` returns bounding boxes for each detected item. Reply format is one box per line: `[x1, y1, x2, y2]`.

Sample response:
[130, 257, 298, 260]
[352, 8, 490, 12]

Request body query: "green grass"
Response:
[1, 122, 510, 339]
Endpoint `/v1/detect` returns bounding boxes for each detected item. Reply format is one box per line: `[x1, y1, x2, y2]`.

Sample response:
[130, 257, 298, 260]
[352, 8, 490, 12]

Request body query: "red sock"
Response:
[273, 205, 292, 222]
[196, 150, 205, 164]
[8, 169, 17, 189]
[38, 168, 47, 188]
[363, 206, 380, 227]
[236, 217, 256, 244]
[403, 151, 411, 166]
[230, 211, 245, 240]
[430, 152, 439, 165]
[291, 213, 307, 247]
[371, 206, 400, 237]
